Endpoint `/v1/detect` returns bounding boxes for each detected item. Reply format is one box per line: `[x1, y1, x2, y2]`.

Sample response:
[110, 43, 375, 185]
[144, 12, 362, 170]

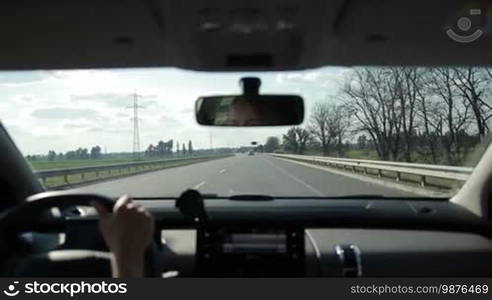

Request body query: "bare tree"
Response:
[283, 127, 311, 154]
[393, 67, 421, 162]
[330, 104, 351, 156]
[452, 67, 492, 140]
[308, 102, 334, 155]
[342, 67, 402, 160]
[308, 102, 351, 156]
[426, 68, 472, 164]
[289, 66, 486, 165]
[415, 78, 444, 163]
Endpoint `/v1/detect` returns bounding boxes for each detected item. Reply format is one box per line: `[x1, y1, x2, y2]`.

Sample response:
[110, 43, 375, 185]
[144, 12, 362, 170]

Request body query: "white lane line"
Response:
[261, 157, 325, 197]
[271, 157, 442, 197]
[219, 169, 226, 174]
[193, 181, 206, 189]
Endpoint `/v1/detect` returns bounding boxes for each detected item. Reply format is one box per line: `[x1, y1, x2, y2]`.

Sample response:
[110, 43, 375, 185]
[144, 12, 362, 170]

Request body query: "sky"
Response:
[0, 66, 351, 155]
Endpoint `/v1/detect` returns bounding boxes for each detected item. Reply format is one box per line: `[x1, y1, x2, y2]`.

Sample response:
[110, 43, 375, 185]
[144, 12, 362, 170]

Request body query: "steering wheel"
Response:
[0, 191, 160, 277]
[0, 191, 114, 232]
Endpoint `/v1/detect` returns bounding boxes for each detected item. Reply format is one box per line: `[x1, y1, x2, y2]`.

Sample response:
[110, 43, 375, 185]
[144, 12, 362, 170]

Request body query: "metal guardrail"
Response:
[270, 153, 473, 187]
[34, 155, 230, 186]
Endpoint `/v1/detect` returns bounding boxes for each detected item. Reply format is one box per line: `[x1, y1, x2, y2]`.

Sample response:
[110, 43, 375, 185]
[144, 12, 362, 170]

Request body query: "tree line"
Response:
[28, 139, 197, 162]
[32, 146, 104, 161]
[267, 67, 492, 166]
[144, 139, 194, 157]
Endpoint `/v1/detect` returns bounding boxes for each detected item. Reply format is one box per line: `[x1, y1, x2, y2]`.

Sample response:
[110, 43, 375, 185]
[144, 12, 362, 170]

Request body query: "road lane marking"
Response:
[219, 169, 226, 174]
[193, 181, 206, 189]
[271, 157, 438, 197]
[261, 157, 325, 196]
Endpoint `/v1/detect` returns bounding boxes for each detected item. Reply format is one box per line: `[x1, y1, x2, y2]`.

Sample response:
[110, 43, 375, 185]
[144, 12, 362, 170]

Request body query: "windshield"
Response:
[1, 67, 491, 198]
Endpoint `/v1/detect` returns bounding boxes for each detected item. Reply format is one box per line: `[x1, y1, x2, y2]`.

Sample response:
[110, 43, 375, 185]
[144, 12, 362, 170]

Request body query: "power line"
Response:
[127, 91, 145, 160]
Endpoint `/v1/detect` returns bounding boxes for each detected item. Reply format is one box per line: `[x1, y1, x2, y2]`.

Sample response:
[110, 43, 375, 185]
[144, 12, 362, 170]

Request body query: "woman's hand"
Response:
[92, 195, 155, 277]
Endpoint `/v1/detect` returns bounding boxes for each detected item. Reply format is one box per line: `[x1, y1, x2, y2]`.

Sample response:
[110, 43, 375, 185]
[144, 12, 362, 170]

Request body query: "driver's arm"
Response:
[92, 195, 154, 278]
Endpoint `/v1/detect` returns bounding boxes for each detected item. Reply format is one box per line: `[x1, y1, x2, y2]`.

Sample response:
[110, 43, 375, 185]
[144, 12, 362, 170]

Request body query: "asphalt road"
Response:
[73, 154, 417, 198]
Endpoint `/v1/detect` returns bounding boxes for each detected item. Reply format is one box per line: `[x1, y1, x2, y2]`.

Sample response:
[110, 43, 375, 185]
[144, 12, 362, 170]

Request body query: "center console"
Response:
[196, 226, 305, 277]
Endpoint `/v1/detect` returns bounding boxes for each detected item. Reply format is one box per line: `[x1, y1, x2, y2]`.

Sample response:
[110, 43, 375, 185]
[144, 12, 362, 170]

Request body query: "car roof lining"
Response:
[0, 0, 490, 71]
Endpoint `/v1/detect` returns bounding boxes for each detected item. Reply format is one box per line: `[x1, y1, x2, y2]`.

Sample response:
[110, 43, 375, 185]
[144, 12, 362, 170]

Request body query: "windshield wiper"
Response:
[333, 194, 388, 199]
[318, 194, 449, 200]
[226, 194, 388, 200]
[136, 194, 445, 201]
[229, 194, 275, 201]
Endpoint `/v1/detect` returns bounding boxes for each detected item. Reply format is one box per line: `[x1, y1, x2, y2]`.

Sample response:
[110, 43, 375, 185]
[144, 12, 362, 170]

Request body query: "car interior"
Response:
[0, 0, 492, 278]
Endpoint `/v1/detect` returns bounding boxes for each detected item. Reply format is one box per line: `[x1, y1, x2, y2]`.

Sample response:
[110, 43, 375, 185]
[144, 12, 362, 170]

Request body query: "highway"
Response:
[73, 154, 417, 198]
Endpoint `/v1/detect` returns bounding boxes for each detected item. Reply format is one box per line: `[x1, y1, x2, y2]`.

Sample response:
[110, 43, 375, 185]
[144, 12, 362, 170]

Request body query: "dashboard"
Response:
[161, 228, 492, 277]
[18, 198, 492, 277]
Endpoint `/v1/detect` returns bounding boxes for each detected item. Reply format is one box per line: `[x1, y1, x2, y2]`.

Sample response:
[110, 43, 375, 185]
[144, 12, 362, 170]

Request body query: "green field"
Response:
[29, 157, 179, 171]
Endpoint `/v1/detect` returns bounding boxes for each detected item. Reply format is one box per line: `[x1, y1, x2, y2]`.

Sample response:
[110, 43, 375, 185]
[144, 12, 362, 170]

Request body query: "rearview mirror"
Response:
[196, 95, 304, 126]
[195, 77, 304, 126]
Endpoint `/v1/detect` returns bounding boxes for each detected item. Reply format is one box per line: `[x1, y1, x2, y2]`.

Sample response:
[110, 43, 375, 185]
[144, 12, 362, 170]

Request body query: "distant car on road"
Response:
[248, 151, 254, 156]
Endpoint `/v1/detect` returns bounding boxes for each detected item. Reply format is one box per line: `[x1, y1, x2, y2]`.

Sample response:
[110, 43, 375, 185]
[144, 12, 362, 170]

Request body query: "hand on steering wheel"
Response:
[0, 191, 159, 277]
[93, 195, 155, 277]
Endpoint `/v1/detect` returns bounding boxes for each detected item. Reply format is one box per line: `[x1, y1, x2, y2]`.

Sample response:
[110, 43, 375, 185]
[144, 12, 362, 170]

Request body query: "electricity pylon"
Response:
[127, 91, 144, 160]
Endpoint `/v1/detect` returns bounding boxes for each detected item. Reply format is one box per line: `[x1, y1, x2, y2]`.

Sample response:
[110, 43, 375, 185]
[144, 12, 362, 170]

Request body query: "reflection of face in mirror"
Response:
[227, 97, 261, 126]
[196, 94, 304, 126]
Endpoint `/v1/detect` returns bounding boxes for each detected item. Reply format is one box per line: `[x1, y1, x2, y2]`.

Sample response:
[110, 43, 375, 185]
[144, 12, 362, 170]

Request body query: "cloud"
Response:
[4, 124, 29, 137]
[275, 68, 350, 87]
[31, 107, 101, 120]
[0, 71, 50, 86]
[116, 112, 130, 118]
[16, 95, 34, 103]
[71, 92, 158, 108]
[87, 127, 104, 132]
[64, 123, 90, 129]
[275, 72, 321, 84]
[86, 127, 128, 134]
[179, 107, 194, 114]
[160, 115, 182, 126]
[3, 66, 354, 155]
